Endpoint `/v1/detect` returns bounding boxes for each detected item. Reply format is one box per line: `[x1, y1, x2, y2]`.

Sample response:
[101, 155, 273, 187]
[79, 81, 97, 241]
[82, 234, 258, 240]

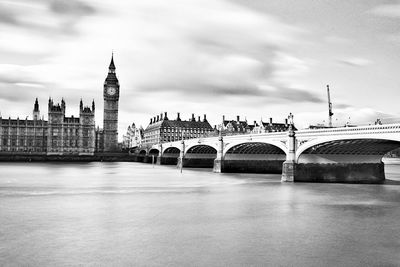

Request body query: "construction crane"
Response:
[327, 85, 334, 127]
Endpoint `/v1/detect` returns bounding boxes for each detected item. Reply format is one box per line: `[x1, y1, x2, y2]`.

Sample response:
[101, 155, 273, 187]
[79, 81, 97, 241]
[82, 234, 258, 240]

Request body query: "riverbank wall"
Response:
[0, 153, 136, 162]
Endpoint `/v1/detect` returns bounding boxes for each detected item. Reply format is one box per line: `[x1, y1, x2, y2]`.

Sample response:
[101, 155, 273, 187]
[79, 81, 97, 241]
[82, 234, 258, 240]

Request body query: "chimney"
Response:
[177, 112, 181, 121]
[285, 118, 288, 126]
[192, 113, 195, 121]
[157, 115, 159, 122]
[164, 112, 168, 120]
[160, 113, 163, 120]
[269, 117, 273, 124]
[203, 114, 207, 122]
[254, 120, 257, 126]
[150, 118, 153, 124]
[153, 116, 156, 123]
[237, 115, 240, 122]
[222, 115, 225, 122]
[198, 116, 200, 122]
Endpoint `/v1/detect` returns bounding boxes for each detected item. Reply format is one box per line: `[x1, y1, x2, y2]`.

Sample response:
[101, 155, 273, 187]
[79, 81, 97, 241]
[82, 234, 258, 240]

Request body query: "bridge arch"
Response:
[184, 143, 218, 154]
[158, 146, 180, 165]
[181, 144, 218, 168]
[223, 141, 287, 157]
[185, 144, 217, 155]
[139, 149, 147, 155]
[296, 136, 400, 163]
[222, 141, 287, 174]
[163, 147, 180, 154]
[148, 148, 160, 156]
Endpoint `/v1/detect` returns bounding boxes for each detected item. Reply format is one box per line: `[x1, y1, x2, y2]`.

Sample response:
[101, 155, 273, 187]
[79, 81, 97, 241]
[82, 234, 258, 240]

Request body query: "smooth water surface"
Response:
[1, 162, 400, 266]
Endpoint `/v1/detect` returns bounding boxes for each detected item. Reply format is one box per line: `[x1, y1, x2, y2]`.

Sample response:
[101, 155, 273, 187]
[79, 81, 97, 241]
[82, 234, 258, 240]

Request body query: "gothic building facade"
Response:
[0, 98, 96, 155]
[0, 54, 120, 155]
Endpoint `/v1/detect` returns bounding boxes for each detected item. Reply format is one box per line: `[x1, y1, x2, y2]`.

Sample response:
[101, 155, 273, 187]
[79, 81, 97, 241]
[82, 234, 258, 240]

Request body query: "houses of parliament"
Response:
[0, 55, 120, 155]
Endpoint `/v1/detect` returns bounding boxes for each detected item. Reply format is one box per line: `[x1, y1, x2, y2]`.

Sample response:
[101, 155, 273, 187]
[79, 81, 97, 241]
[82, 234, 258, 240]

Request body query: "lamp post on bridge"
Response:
[213, 124, 224, 173]
[178, 130, 185, 172]
[156, 141, 163, 165]
[282, 113, 296, 182]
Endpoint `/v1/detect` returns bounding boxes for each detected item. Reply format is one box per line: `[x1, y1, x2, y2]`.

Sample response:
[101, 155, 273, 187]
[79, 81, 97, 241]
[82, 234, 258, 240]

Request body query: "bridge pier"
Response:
[282, 161, 296, 182]
[293, 162, 385, 183]
[281, 122, 296, 182]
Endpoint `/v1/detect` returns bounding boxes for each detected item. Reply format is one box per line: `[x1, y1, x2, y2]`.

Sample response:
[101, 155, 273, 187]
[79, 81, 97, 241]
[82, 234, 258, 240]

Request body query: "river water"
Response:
[0, 162, 400, 266]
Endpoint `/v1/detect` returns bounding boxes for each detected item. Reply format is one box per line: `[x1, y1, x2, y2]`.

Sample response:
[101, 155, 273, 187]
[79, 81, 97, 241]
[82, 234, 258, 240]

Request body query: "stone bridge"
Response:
[136, 123, 400, 183]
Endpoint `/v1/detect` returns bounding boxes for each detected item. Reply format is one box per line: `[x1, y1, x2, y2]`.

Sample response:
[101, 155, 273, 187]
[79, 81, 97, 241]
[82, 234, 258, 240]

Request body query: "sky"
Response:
[1, 0, 400, 140]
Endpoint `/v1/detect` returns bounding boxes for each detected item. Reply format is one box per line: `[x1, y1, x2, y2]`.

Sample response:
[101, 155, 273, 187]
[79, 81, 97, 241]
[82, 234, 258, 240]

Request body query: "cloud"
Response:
[49, 0, 96, 16]
[369, 2, 400, 18]
[0, 8, 19, 25]
[338, 57, 372, 67]
[335, 103, 352, 109]
[0, 0, 96, 37]
[4, 0, 380, 135]
[324, 35, 351, 45]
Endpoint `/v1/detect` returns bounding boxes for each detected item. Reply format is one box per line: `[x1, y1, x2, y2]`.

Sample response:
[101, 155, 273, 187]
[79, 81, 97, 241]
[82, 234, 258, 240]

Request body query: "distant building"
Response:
[221, 115, 250, 134]
[122, 123, 144, 148]
[143, 112, 214, 146]
[95, 127, 104, 153]
[0, 98, 96, 155]
[250, 118, 293, 133]
[220, 115, 292, 135]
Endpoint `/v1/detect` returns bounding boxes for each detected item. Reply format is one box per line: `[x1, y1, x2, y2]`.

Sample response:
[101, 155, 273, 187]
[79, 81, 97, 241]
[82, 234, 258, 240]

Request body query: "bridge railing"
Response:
[297, 123, 400, 138]
[138, 123, 400, 150]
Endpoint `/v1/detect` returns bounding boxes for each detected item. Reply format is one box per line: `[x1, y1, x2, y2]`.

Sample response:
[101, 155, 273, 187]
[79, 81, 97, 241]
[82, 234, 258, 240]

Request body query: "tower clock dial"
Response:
[107, 87, 116, 96]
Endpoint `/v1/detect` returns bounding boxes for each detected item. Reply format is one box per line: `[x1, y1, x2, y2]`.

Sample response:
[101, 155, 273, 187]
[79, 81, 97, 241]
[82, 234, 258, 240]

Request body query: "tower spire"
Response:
[34, 98, 39, 112]
[109, 52, 116, 72]
[33, 98, 40, 120]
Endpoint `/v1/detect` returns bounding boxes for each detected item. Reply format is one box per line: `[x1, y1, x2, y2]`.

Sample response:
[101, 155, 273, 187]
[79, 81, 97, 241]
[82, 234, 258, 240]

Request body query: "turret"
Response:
[92, 100, 95, 112]
[61, 98, 65, 113]
[80, 100, 95, 114]
[33, 98, 40, 120]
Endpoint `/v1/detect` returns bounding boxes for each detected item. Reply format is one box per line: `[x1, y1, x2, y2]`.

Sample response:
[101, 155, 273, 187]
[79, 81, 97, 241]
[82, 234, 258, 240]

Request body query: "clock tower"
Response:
[103, 54, 120, 152]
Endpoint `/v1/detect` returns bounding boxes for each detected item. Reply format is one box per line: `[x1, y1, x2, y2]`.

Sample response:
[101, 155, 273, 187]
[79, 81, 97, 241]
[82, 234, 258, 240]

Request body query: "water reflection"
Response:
[0, 162, 400, 266]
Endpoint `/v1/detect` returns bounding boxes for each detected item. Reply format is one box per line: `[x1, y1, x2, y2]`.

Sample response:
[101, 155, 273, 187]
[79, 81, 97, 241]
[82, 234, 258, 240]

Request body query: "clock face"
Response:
[107, 87, 116, 96]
